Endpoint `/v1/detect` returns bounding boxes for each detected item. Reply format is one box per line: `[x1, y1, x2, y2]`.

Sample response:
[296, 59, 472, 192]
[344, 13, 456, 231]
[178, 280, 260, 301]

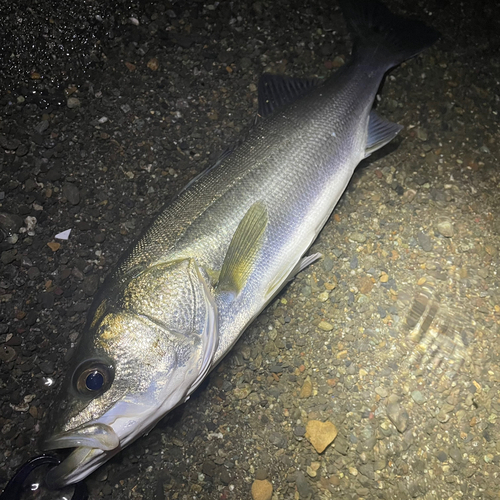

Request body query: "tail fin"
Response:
[339, 0, 440, 69]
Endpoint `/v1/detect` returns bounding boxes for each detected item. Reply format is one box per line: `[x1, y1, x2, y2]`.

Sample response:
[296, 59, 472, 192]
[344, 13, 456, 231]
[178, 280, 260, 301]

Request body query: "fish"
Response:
[42, 0, 439, 488]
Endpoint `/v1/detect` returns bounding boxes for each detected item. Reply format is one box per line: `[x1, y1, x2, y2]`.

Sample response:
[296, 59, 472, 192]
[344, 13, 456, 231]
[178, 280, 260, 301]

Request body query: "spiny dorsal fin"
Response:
[218, 201, 268, 295]
[258, 74, 320, 118]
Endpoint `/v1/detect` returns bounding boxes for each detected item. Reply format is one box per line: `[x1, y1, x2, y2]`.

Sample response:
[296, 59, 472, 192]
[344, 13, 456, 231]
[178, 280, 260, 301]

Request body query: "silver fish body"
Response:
[43, 0, 439, 488]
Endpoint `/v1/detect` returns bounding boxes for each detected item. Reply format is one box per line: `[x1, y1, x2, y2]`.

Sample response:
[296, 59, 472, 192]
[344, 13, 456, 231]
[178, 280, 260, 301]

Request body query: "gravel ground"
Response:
[1, 0, 500, 499]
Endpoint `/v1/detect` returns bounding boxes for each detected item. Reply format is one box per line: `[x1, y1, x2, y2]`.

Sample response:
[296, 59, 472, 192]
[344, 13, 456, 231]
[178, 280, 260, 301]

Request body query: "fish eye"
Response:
[73, 361, 114, 397]
[86, 370, 104, 391]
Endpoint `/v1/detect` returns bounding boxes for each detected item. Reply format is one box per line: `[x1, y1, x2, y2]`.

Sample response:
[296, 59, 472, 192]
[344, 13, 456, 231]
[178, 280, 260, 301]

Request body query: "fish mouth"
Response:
[43, 423, 120, 488]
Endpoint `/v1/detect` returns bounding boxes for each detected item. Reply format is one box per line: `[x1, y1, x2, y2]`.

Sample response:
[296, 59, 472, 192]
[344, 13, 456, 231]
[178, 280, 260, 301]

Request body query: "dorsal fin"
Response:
[258, 74, 320, 117]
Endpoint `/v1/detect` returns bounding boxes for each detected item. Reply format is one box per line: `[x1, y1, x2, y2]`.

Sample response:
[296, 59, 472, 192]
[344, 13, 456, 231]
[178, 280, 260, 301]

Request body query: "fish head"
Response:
[43, 258, 218, 488]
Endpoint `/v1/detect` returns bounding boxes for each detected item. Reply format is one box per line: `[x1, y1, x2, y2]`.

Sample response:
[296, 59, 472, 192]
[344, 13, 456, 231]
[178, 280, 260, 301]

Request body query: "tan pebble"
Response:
[306, 466, 316, 478]
[300, 377, 313, 398]
[358, 275, 374, 294]
[417, 277, 427, 286]
[47, 241, 60, 252]
[329, 475, 340, 486]
[379, 272, 389, 283]
[348, 466, 358, 476]
[147, 57, 159, 71]
[305, 420, 338, 453]
[251, 479, 273, 500]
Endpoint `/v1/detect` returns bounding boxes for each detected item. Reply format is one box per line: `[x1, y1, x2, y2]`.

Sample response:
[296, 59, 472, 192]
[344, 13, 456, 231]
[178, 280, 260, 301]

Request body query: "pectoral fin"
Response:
[217, 201, 268, 296]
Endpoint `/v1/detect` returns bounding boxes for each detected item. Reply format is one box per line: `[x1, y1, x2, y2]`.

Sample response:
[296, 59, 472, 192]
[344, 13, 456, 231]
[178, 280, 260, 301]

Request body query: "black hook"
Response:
[0, 455, 88, 500]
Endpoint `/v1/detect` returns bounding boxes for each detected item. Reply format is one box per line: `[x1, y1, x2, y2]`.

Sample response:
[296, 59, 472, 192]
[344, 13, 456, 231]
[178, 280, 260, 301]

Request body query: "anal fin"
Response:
[265, 252, 323, 300]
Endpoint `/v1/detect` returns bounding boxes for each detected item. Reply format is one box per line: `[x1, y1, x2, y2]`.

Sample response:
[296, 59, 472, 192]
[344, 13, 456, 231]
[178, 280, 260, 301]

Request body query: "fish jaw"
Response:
[43, 407, 137, 488]
[43, 388, 191, 488]
[44, 422, 120, 451]
[45, 446, 109, 489]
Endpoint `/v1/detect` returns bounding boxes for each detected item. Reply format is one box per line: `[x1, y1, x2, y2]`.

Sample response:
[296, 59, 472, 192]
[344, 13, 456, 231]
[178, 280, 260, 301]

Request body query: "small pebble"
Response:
[1, 249, 17, 264]
[255, 468, 267, 480]
[375, 386, 389, 398]
[300, 377, 313, 398]
[62, 183, 80, 205]
[295, 471, 313, 498]
[318, 320, 333, 331]
[67, 97, 81, 109]
[34, 120, 49, 134]
[436, 217, 454, 237]
[349, 232, 367, 243]
[305, 420, 338, 453]
[411, 390, 426, 405]
[386, 402, 409, 433]
[251, 479, 273, 500]
[417, 231, 433, 252]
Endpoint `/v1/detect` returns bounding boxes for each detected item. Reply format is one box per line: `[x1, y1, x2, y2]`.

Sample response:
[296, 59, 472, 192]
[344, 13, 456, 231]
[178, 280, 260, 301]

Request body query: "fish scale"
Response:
[110, 70, 369, 286]
[42, 0, 439, 488]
